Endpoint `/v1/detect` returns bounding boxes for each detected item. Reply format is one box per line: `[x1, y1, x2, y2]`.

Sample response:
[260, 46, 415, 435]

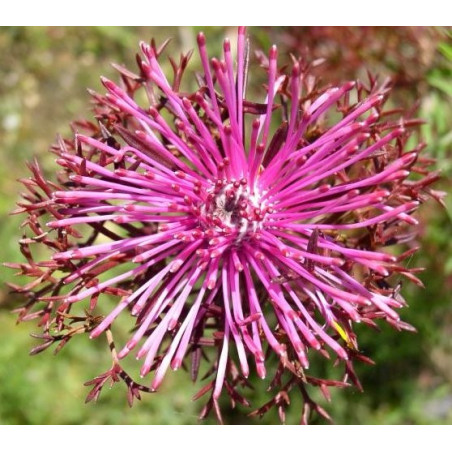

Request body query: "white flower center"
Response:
[201, 179, 268, 243]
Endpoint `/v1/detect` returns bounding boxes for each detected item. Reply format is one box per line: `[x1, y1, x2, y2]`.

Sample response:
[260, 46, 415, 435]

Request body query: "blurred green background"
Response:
[0, 26, 451, 425]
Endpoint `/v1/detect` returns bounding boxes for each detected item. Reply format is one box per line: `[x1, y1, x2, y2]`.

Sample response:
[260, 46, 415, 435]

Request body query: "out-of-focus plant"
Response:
[254, 27, 446, 106]
[423, 30, 452, 178]
[416, 30, 452, 396]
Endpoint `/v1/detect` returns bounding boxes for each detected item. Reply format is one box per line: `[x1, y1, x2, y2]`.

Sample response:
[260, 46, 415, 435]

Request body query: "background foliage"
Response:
[0, 26, 451, 424]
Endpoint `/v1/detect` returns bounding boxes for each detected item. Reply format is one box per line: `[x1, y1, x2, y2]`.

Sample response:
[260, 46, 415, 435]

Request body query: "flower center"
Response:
[201, 178, 269, 243]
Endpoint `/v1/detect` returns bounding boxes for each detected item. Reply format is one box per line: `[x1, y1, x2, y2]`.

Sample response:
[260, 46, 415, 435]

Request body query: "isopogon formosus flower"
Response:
[6, 27, 442, 424]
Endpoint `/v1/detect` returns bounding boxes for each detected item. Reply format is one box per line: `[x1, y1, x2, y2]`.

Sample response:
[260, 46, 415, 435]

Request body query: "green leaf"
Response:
[427, 72, 452, 96]
[438, 42, 452, 61]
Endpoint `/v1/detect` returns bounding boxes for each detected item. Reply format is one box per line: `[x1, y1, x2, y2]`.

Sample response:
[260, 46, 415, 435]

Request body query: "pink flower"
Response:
[9, 27, 439, 423]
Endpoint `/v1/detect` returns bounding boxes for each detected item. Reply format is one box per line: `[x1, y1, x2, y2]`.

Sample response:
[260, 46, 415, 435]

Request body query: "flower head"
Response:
[8, 27, 439, 423]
